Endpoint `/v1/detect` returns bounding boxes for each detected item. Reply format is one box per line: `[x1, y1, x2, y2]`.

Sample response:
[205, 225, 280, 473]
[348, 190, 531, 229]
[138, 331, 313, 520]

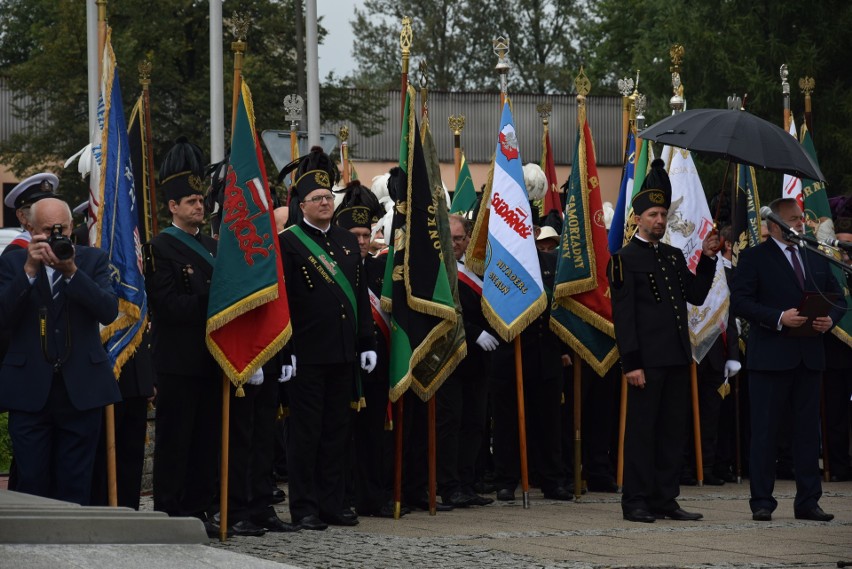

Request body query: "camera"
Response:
[48, 224, 74, 260]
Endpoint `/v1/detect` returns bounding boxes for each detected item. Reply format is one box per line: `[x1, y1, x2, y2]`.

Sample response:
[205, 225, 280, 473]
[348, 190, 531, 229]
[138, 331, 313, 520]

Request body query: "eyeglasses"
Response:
[305, 194, 335, 204]
[451, 235, 469, 243]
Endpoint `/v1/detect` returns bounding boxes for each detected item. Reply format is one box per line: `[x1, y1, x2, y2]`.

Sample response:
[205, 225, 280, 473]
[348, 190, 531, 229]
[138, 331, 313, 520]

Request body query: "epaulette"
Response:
[142, 243, 155, 275]
[608, 254, 624, 290]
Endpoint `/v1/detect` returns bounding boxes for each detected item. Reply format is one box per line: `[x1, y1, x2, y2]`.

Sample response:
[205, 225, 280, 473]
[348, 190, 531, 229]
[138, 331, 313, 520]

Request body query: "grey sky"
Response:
[317, 0, 367, 79]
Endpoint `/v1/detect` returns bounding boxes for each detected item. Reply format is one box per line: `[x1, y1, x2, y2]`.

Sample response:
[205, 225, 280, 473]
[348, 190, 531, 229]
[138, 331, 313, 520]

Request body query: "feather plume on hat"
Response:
[523, 162, 546, 201]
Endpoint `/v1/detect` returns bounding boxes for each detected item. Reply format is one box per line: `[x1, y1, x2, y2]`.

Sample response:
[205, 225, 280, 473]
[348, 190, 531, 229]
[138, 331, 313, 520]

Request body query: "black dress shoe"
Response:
[702, 472, 725, 486]
[339, 508, 358, 521]
[298, 514, 328, 531]
[228, 520, 267, 537]
[462, 489, 494, 506]
[271, 487, 286, 504]
[623, 509, 656, 523]
[794, 506, 834, 522]
[543, 486, 573, 501]
[752, 509, 772, 521]
[319, 512, 359, 526]
[679, 473, 698, 486]
[496, 488, 516, 501]
[586, 479, 619, 493]
[714, 469, 738, 483]
[256, 515, 301, 532]
[409, 498, 454, 512]
[359, 503, 397, 518]
[443, 490, 476, 507]
[656, 508, 703, 521]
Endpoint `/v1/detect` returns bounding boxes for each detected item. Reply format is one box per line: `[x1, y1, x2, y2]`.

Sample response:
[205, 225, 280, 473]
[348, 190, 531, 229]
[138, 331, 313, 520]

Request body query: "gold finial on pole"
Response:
[669, 44, 685, 113]
[493, 36, 511, 104]
[229, 12, 251, 135]
[781, 64, 791, 131]
[799, 75, 815, 122]
[418, 60, 429, 118]
[339, 125, 350, 185]
[574, 66, 591, 125]
[448, 115, 465, 180]
[400, 17, 412, 74]
[283, 94, 303, 185]
[618, 75, 634, 148]
[536, 102, 552, 129]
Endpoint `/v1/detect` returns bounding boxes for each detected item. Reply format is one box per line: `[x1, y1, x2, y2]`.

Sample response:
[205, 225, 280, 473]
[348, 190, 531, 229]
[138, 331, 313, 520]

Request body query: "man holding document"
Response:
[731, 197, 846, 523]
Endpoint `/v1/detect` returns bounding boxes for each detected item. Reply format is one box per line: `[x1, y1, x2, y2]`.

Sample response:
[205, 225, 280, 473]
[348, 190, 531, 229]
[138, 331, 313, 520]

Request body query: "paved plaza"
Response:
[182, 479, 852, 568]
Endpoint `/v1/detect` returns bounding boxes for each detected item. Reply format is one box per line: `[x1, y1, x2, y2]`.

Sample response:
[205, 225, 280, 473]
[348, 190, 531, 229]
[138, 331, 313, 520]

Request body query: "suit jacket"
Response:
[279, 221, 374, 365]
[608, 236, 716, 373]
[731, 239, 846, 372]
[0, 245, 120, 412]
[144, 230, 218, 378]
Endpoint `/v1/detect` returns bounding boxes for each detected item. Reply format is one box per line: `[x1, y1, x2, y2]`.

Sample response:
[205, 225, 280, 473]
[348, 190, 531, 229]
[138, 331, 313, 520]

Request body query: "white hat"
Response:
[536, 225, 560, 243]
[72, 200, 90, 217]
[4, 172, 59, 209]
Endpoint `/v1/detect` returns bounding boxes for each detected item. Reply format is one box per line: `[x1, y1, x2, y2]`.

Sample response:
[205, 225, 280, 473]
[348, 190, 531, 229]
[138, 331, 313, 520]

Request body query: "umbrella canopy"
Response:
[639, 109, 824, 181]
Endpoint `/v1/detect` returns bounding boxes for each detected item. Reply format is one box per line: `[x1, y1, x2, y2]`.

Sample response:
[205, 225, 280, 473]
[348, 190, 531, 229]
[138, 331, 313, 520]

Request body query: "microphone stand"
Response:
[784, 229, 852, 279]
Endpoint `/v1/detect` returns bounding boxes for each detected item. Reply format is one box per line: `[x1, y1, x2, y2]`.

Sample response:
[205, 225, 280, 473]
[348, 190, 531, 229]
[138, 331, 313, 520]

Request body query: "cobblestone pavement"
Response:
[141, 480, 852, 569]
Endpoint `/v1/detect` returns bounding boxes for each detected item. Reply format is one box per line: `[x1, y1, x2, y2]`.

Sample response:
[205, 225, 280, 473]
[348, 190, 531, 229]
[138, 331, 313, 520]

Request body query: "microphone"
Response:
[759, 206, 852, 251]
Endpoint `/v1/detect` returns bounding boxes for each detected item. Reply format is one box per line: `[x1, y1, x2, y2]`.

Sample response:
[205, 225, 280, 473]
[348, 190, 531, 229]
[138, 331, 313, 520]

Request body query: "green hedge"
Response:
[0, 412, 11, 473]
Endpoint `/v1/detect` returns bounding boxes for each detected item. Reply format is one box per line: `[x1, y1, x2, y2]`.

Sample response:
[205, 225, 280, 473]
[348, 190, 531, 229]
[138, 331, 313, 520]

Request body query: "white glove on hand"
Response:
[475, 331, 499, 352]
[247, 368, 264, 386]
[723, 360, 742, 379]
[360, 350, 377, 373]
[279, 355, 297, 383]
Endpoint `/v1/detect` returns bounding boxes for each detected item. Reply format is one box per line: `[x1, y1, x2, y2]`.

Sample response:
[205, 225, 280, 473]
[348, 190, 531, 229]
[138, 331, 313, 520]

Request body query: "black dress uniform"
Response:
[353, 253, 394, 516]
[145, 177, 220, 521]
[279, 217, 374, 525]
[491, 251, 568, 498]
[609, 236, 715, 515]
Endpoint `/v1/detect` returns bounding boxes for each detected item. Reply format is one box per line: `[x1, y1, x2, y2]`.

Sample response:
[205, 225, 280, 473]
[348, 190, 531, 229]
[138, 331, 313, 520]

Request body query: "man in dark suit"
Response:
[0, 197, 120, 505]
[731, 197, 845, 522]
[144, 147, 234, 533]
[608, 160, 718, 523]
[278, 148, 376, 530]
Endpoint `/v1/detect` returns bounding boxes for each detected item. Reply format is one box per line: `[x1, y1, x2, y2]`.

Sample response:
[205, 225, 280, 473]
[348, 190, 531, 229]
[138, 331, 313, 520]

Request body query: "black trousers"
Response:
[457, 366, 490, 490]
[748, 366, 822, 513]
[90, 395, 149, 509]
[227, 374, 279, 523]
[621, 365, 690, 514]
[354, 379, 392, 513]
[823, 367, 852, 477]
[491, 371, 564, 493]
[8, 372, 102, 505]
[286, 363, 352, 522]
[152, 372, 220, 518]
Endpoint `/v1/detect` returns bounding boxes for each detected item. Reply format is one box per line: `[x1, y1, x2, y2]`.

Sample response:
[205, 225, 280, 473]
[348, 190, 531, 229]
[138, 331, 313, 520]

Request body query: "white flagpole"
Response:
[210, 0, 225, 163]
[305, 0, 320, 147]
[86, 0, 99, 139]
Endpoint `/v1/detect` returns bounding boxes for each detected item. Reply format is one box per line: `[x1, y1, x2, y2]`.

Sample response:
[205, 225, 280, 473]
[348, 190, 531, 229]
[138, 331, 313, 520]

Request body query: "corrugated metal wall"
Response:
[323, 90, 624, 166]
[0, 78, 47, 142]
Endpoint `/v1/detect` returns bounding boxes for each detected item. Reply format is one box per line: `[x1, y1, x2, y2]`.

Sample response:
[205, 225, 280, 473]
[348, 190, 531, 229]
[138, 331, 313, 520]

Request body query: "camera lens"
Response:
[50, 236, 74, 260]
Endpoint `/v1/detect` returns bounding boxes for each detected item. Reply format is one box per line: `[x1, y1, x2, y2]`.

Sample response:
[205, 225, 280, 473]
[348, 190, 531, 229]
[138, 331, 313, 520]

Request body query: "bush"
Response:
[0, 412, 12, 474]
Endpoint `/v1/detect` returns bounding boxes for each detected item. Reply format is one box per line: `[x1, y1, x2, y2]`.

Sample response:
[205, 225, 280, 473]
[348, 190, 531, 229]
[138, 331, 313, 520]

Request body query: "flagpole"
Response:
[781, 64, 791, 133]
[95, 0, 118, 510]
[449, 116, 464, 182]
[400, 17, 412, 123]
[340, 126, 350, 185]
[218, 16, 250, 542]
[797, 74, 830, 481]
[800, 75, 814, 134]
[494, 37, 510, 107]
[572, 351, 583, 500]
[139, 60, 158, 240]
[419, 71, 438, 516]
[393, 17, 412, 520]
[618, 73, 637, 154]
[210, 0, 225, 164]
[283, 94, 303, 194]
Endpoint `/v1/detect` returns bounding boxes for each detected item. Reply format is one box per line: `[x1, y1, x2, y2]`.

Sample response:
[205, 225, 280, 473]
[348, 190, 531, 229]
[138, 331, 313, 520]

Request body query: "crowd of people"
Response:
[0, 143, 850, 537]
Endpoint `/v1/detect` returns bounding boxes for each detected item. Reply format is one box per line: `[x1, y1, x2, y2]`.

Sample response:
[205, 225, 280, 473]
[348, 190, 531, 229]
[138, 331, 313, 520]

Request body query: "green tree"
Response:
[578, 0, 852, 197]
[0, 0, 385, 206]
[351, 0, 580, 93]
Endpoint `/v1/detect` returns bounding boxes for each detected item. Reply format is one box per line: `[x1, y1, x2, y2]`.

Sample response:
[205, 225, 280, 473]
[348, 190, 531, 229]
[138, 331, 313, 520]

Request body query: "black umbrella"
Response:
[639, 108, 824, 181]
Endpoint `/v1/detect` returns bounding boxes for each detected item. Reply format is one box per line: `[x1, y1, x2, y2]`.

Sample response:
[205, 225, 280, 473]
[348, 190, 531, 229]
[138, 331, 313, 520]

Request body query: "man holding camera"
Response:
[0, 197, 120, 505]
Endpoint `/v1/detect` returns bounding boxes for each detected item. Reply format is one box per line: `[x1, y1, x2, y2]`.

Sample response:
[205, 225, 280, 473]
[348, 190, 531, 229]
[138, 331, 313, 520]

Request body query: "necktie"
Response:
[49, 268, 64, 300]
[786, 245, 805, 289]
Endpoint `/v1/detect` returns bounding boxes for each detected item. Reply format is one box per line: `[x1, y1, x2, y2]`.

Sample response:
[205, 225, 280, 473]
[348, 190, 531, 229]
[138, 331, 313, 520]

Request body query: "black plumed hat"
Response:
[631, 158, 671, 215]
[158, 137, 207, 202]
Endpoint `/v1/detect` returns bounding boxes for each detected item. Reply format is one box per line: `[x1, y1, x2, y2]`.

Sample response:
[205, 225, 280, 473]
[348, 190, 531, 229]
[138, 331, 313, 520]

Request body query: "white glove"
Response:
[246, 368, 264, 386]
[723, 360, 741, 379]
[475, 331, 499, 352]
[360, 350, 377, 373]
[279, 355, 297, 383]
